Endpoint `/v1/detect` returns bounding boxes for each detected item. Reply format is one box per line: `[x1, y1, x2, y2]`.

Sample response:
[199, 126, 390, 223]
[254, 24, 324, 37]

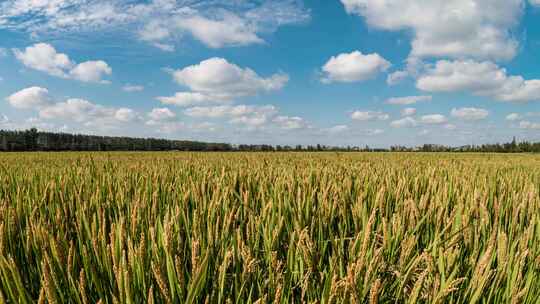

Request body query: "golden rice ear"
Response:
[0, 152, 538, 303]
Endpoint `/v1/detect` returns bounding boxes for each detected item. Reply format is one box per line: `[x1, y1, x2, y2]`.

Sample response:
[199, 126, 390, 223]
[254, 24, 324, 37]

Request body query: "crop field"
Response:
[0, 152, 539, 303]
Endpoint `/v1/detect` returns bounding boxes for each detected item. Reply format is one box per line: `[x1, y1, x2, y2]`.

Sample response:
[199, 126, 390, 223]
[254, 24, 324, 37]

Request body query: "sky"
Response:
[0, 0, 539, 148]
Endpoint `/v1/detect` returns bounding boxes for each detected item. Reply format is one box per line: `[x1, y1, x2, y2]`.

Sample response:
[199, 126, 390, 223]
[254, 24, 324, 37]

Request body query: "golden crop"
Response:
[0, 152, 539, 303]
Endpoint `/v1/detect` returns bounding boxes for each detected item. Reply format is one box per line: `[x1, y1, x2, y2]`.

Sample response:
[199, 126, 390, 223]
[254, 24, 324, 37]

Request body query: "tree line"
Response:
[1, 128, 539, 153]
[390, 137, 540, 153]
[0, 128, 233, 152]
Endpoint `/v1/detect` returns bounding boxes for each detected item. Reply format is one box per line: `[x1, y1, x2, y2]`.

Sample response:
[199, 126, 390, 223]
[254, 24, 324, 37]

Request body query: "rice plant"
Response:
[0, 152, 539, 303]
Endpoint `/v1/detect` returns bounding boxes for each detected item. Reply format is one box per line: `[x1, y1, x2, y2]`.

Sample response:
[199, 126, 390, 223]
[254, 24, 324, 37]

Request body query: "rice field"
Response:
[0, 152, 539, 303]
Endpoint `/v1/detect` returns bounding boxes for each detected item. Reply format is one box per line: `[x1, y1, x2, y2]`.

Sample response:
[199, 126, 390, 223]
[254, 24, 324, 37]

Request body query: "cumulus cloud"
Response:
[114, 108, 138, 122]
[144, 108, 184, 133]
[420, 114, 448, 125]
[341, 0, 522, 61]
[7, 87, 138, 130]
[401, 108, 417, 117]
[321, 51, 390, 83]
[390, 117, 417, 128]
[39, 99, 136, 124]
[273, 116, 308, 130]
[157, 92, 217, 107]
[13, 43, 111, 83]
[351, 111, 389, 121]
[386, 95, 432, 105]
[13, 43, 72, 77]
[69, 61, 112, 83]
[0, 1, 309, 50]
[6, 87, 51, 109]
[451, 108, 489, 121]
[138, 12, 266, 50]
[170, 58, 288, 103]
[229, 115, 269, 128]
[183, 104, 307, 130]
[417, 60, 540, 103]
[175, 13, 264, 48]
[147, 107, 176, 122]
[137, 1, 310, 49]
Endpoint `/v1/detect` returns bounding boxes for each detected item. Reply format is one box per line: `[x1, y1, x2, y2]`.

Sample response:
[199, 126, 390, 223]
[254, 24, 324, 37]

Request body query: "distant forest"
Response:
[1, 128, 539, 153]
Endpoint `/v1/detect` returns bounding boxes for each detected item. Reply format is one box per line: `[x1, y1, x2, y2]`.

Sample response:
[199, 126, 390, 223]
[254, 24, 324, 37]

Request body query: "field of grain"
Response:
[0, 152, 539, 303]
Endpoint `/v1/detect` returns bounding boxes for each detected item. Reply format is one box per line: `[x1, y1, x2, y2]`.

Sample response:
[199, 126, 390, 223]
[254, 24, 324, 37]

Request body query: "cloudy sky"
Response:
[1, 0, 539, 147]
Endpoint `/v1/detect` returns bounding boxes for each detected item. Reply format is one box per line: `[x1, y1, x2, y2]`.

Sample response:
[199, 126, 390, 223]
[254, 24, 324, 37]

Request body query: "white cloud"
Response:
[6, 87, 51, 109]
[351, 110, 389, 121]
[386, 95, 432, 105]
[506, 113, 522, 121]
[230, 115, 269, 128]
[519, 121, 540, 129]
[145, 108, 183, 133]
[141, 2, 310, 49]
[114, 108, 138, 122]
[390, 117, 417, 128]
[0, 1, 309, 50]
[530, 0, 540, 6]
[450, 107, 489, 121]
[171, 58, 288, 102]
[420, 114, 448, 125]
[6, 87, 138, 129]
[13, 43, 111, 83]
[138, 19, 170, 41]
[69, 60, 112, 83]
[137, 12, 266, 50]
[386, 58, 427, 87]
[387, 70, 408, 85]
[417, 60, 540, 103]
[321, 51, 390, 83]
[39, 99, 95, 122]
[176, 13, 263, 49]
[13, 43, 72, 77]
[273, 116, 308, 130]
[183, 104, 302, 130]
[147, 107, 176, 122]
[341, 0, 522, 61]
[122, 84, 144, 92]
[39, 98, 136, 125]
[401, 108, 416, 117]
[156, 92, 216, 107]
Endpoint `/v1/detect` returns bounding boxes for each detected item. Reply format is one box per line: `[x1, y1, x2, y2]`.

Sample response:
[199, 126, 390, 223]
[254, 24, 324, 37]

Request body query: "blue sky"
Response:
[0, 0, 539, 147]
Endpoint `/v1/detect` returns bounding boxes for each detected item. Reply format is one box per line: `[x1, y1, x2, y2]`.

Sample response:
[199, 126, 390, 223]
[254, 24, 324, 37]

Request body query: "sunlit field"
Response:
[1, 152, 539, 303]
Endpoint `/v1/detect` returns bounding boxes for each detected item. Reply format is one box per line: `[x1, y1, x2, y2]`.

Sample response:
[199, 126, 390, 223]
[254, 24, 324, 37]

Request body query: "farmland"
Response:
[0, 152, 539, 303]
